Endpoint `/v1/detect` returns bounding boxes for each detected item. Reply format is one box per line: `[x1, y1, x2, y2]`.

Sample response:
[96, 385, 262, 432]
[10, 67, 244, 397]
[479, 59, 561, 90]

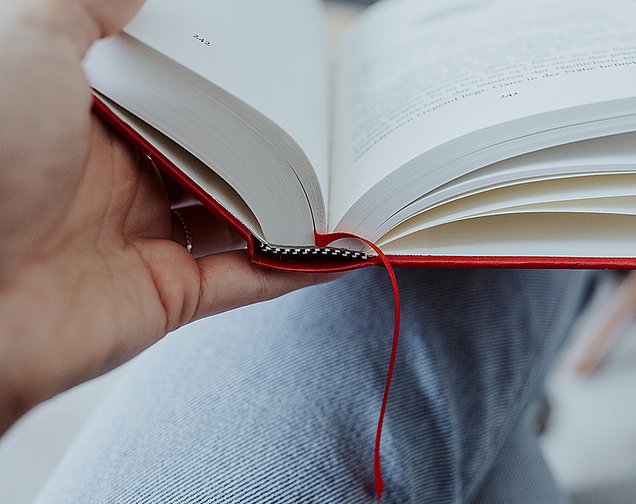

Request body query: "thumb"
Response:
[76, 0, 147, 38]
[190, 251, 343, 321]
[44, 0, 146, 54]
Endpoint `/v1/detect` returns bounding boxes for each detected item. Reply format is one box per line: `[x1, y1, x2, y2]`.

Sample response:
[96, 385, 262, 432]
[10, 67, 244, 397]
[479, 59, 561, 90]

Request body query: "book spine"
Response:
[257, 241, 368, 261]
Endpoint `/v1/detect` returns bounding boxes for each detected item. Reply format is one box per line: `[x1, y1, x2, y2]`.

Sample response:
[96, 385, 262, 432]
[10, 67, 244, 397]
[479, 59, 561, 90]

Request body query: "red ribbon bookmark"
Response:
[316, 232, 401, 501]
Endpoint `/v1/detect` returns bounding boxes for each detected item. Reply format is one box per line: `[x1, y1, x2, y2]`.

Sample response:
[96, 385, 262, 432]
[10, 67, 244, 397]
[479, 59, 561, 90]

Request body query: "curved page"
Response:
[330, 0, 636, 234]
[86, 0, 329, 245]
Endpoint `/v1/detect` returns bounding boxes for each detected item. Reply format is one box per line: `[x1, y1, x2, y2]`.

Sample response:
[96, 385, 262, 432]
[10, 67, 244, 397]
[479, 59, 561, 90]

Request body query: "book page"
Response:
[329, 0, 636, 229]
[96, 94, 265, 241]
[381, 213, 636, 258]
[123, 0, 330, 209]
[381, 174, 636, 243]
[373, 132, 636, 240]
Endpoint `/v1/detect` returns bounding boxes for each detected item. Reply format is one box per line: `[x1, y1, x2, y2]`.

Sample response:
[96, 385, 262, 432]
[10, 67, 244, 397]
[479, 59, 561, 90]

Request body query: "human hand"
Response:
[0, 0, 328, 433]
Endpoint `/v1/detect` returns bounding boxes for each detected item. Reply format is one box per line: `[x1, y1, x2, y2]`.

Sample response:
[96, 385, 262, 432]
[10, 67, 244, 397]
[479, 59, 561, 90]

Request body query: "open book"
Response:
[86, 0, 636, 271]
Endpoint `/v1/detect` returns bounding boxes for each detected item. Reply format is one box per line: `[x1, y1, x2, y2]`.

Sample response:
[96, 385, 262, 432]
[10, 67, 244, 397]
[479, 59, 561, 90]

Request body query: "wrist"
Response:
[0, 314, 35, 436]
[0, 281, 43, 434]
[0, 265, 81, 436]
[0, 374, 31, 437]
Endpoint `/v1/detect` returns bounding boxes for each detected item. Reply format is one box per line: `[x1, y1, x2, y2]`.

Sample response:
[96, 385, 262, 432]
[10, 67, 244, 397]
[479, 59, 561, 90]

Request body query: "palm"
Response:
[2, 112, 200, 397]
[0, 5, 195, 341]
[59, 117, 200, 328]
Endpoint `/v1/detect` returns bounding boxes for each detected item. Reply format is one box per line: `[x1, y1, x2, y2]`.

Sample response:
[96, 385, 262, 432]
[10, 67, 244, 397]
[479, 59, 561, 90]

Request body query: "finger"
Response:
[80, 0, 147, 37]
[44, 0, 146, 55]
[171, 205, 246, 258]
[192, 250, 343, 320]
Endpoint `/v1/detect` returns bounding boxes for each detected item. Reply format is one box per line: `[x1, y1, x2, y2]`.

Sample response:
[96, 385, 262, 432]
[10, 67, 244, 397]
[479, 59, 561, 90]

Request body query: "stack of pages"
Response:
[87, 0, 636, 270]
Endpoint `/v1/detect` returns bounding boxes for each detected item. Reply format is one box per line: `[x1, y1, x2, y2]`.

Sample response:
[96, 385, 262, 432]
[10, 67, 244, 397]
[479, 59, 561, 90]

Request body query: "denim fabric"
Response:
[472, 415, 568, 504]
[36, 268, 597, 503]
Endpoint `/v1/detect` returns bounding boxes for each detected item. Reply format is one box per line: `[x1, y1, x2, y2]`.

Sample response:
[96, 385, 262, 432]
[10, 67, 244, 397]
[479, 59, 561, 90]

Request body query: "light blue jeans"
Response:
[37, 268, 597, 503]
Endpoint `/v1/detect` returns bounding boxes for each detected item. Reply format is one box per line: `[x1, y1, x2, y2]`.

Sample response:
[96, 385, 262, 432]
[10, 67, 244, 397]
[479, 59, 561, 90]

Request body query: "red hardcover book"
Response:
[86, 0, 636, 272]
